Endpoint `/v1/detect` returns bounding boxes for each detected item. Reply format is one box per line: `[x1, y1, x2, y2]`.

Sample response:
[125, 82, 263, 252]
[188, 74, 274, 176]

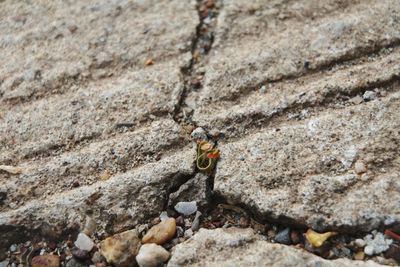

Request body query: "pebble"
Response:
[72, 248, 90, 260]
[175, 216, 185, 227]
[65, 258, 87, 267]
[363, 231, 392, 255]
[174, 201, 197, 216]
[74, 233, 94, 252]
[191, 127, 208, 142]
[191, 211, 202, 232]
[83, 216, 96, 236]
[384, 244, 400, 263]
[354, 161, 367, 174]
[100, 229, 141, 266]
[142, 218, 176, 245]
[275, 228, 292, 245]
[159, 211, 169, 222]
[136, 244, 170, 267]
[176, 226, 184, 238]
[355, 238, 366, 247]
[290, 230, 302, 244]
[354, 251, 365, 261]
[31, 255, 60, 267]
[363, 90, 377, 101]
[9, 244, 17, 252]
[91, 252, 105, 264]
[184, 229, 193, 239]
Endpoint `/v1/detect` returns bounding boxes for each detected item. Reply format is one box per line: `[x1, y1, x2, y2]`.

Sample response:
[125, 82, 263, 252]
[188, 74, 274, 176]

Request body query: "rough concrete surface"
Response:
[169, 228, 384, 267]
[0, 0, 399, 265]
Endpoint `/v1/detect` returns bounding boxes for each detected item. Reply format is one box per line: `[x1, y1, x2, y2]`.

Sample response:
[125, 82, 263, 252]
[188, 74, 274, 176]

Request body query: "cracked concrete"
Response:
[0, 0, 399, 265]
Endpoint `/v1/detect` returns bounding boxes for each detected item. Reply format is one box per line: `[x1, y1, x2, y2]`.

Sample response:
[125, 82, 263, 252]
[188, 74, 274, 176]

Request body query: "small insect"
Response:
[196, 140, 220, 173]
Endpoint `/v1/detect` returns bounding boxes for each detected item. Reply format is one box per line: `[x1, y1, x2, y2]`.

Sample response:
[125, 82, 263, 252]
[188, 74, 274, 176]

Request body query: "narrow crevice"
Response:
[205, 74, 400, 142]
[173, 0, 222, 124]
[216, 40, 400, 103]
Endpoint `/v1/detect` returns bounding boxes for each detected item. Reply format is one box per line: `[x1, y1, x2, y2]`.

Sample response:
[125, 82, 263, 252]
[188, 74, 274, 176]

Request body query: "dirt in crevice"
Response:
[173, 0, 222, 124]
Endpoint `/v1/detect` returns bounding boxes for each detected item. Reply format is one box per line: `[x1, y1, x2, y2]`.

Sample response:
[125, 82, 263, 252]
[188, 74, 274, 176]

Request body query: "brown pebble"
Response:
[175, 216, 185, 227]
[354, 161, 367, 174]
[239, 216, 250, 227]
[385, 244, 400, 263]
[142, 218, 176, 245]
[354, 251, 365, 261]
[145, 58, 154, 66]
[290, 230, 302, 244]
[32, 255, 60, 267]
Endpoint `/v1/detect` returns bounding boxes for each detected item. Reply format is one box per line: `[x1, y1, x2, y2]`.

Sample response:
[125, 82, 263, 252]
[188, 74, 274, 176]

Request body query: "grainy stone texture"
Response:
[214, 93, 400, 231]
[168, 228, 384, 267]
[0, 0, 399, 265]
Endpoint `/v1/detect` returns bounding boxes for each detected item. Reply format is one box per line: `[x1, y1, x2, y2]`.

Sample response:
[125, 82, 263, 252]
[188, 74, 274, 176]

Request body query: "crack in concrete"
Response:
[173, 0, 222, 124]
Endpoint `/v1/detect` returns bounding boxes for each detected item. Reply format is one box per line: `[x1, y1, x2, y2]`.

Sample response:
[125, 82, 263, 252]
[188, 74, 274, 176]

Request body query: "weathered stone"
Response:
[74, 233, 94, 252]
[174, 201, 198, 216]
[136, 244, 170, 267]
[168, 173, 210, 210]
[142, 218, 176, 245]
[31, 255, 60, 267]
[195, 0, 400, 104]
[214, 94, 400, 231]
[0, 0, 197, 102]
[168, 228, 382, 267]
[0, 149, 195, 246]
[100, 229, 141, 267]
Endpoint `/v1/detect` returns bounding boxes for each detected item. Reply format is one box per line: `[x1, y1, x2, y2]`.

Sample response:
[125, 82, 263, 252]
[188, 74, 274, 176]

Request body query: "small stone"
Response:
[31, 255, 60, 267]
[385, 244, 400, 263]
[175, 216, 185, 227]
[83, 216, 96, 236]
[355, 238, 366, 247]
[68, 25, 78, 33]
[354, 161, 367, 174]
[142, 218, 176, 245]
[275, 228, 292, 245]
[136, 244, 170, 267]
[364, 245, 374, 256]
[191, 211, 202, 232]
[184, 229, 193, 239]
[363, 231, 392, 255]
[350, 95, 364, 104]
[91, 252, 105, 264]
[144, 58, 154, 66]
[100, 229, 141, 266]
[65, 258, 87, 267]
[72, 248, 90, 260]
[190, 127, 208, 142]
[354, 251, 365, 261]
[290, 230, 302, 245]
[174, 201, 197, 216]
[363, 90, 377, 101]
[9, 244, 17, 252]
[159, 211, 169, 222]
[74, 233, 94, 252]
[176, 226, 184, 238]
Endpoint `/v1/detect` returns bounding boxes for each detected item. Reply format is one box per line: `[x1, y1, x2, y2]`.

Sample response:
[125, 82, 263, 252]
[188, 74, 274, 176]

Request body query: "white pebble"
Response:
[191, 127, 208, 142]
[355, 239, 366, 247]
[364, 245, 374, 256]
[363, 91, 377, 101]
[74, 233, 94, 251]
[184, 229, 193, 239]
[136, 243, 170, 267]
[159, 211, 169, 222]
[174, 201, 197, 216]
